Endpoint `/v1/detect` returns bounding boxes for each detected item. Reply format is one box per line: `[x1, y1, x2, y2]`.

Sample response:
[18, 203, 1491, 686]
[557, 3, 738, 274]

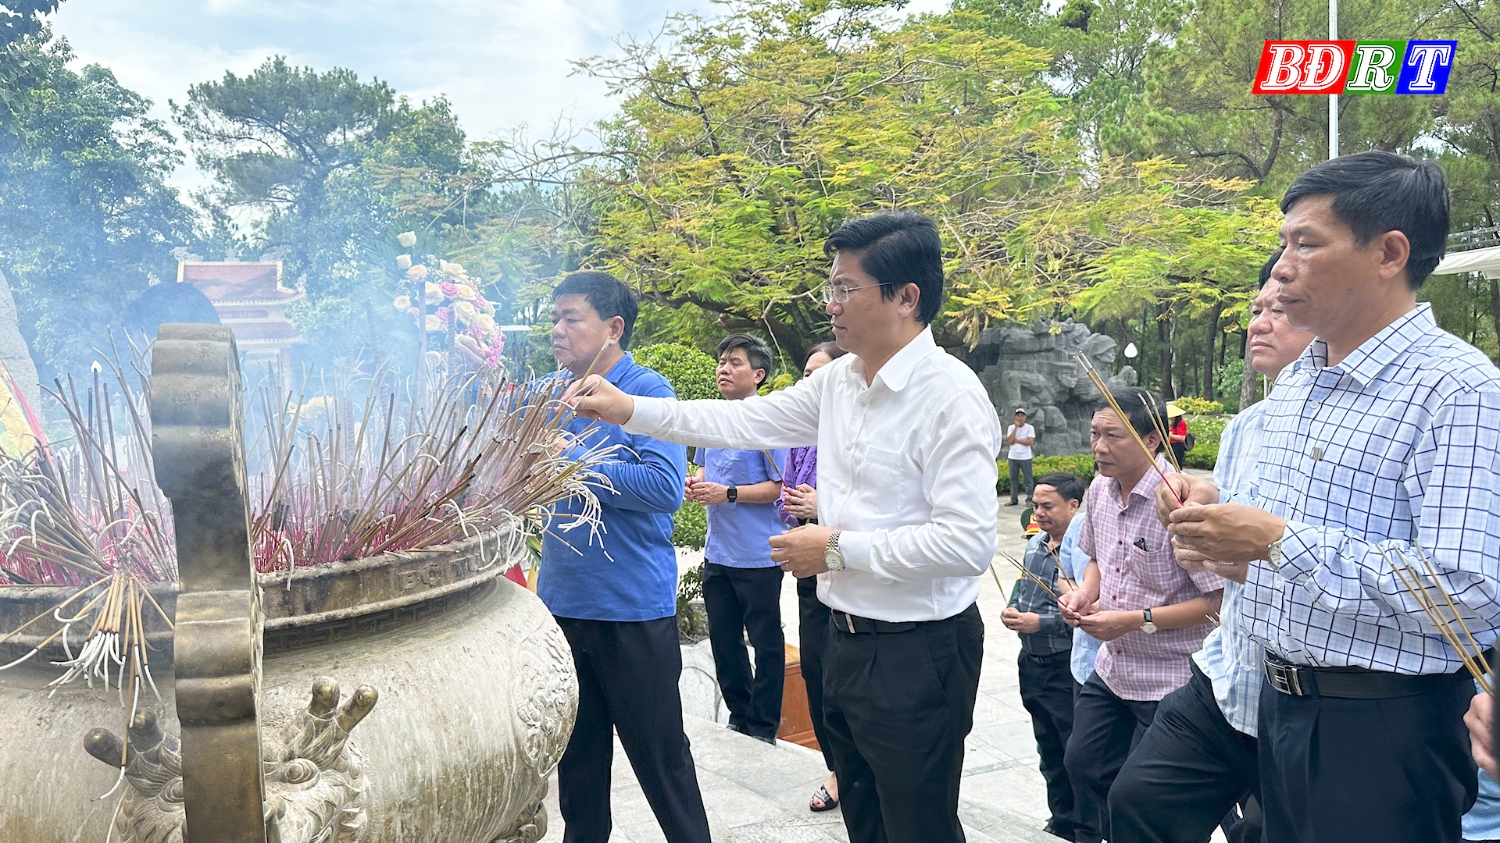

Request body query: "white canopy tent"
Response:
[1434, 244, 1500, 278]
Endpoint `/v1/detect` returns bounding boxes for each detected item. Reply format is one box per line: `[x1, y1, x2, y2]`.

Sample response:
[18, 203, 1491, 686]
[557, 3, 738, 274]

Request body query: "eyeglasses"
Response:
[819, 282, 883, 305]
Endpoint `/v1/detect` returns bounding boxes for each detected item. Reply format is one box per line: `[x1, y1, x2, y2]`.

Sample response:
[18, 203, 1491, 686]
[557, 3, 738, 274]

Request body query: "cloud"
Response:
[48, 0, 951, 196]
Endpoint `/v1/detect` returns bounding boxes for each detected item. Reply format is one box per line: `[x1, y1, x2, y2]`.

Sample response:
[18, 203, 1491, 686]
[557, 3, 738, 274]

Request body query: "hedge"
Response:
[672, 498, 707, 550]
[997, 453, 1097, 497]
[632, 342, 720, 401]
[1182, 415, 1228, 470]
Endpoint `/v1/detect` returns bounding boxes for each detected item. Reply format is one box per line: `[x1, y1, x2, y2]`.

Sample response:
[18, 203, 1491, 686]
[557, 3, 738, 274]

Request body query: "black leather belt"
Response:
[1264, 653, 1469, 699]
[831, 612, 919, 635]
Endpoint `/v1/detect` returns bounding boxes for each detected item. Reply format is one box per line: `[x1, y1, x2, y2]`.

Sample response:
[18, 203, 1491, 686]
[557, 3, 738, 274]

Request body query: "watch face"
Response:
[1141, 621, 1157, 634]
[824, 550, 841, 571]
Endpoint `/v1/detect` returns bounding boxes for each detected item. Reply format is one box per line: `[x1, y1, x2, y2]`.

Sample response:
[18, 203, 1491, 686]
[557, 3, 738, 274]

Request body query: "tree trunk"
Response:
[1203, 302, 1222, 401]
[1158, 302, 1175, 399]
[1239, 343, 1258, 410]
[1491, 279, 1500, 365]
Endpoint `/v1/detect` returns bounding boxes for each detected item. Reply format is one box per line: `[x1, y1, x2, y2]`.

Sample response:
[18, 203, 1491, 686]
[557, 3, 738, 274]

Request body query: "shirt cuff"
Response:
[1272, 521, 1319, 587]
[835, 529, 876, 577]
[622, 395, 670, 437]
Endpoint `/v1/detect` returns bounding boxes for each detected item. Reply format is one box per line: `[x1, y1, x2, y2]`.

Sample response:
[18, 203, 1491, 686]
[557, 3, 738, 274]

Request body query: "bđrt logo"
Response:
[1252, 41, 1457, 95]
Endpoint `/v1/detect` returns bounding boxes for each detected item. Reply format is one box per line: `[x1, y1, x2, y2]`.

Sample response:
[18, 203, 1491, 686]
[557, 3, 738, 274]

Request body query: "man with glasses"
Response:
[564, 212, 1002, 843]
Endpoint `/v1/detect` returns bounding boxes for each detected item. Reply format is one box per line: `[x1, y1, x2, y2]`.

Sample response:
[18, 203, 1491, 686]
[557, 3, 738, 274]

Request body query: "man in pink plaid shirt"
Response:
[1059, 386, 1223, 843]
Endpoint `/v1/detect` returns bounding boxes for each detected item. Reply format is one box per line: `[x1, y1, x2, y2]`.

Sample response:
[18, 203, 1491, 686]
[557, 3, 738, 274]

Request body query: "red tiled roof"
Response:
[178, 262, 302, 304]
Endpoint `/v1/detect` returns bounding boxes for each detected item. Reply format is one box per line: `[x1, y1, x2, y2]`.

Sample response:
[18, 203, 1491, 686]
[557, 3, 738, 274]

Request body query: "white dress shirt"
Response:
[625, 328, 1002, 622]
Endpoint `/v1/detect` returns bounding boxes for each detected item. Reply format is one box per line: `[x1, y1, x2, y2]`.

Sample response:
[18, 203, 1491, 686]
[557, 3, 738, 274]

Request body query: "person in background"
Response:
[1167, 408, 1189, 469]
[689, 333, 789, 744]
[1466, 695, 1500, 843]
[1006, 408, 1036, 507]
[775, 340, 849, 812]
[1001, 472, 1086, 841]
[540, 271, 711, 843]
[1059, 387, 1223, 843]
[1108, 250, 1313, 843]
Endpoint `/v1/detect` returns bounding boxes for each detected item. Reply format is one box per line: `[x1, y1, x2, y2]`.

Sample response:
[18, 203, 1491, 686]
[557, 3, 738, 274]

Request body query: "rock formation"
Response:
[969, 319, 1137, 456]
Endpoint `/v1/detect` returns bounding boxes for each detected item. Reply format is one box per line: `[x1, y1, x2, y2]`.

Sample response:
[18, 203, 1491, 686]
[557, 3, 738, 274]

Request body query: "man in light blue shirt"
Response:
[689, 333, 788, 743]
[1111, 251, 1314, 843]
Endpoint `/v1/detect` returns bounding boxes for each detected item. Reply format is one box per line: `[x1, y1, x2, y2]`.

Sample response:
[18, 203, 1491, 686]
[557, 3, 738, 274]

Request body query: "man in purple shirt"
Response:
[688, 333, 788, 743]
[1059, 387, 1223, 843]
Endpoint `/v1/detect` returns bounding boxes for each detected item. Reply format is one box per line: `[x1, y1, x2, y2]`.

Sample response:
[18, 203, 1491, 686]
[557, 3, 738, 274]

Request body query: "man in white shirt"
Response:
[1006, 408, 1036, 506]
[565, 212, 1003, 843]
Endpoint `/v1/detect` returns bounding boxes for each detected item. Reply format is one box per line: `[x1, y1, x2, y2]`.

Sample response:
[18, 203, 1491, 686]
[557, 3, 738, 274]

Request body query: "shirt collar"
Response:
[1292, 304, 1436, 388]
[603, 352, 635, 384]
[850, 327, 938, 392]
[1108, 455, 1169, 509]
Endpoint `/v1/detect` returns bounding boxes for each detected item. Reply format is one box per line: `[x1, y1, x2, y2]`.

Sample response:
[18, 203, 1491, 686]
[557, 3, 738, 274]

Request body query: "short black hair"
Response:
[1034, 472, 1085, 504]
[1279, 151, 1449, 289]
[823, 212, 944, 324]
[1258, 248, 1284, 289]
[1096, 387, 1168, 453]
[552, 271, 639, 349]
[717, 333, 773, 386]
[805, 341, 847, 365]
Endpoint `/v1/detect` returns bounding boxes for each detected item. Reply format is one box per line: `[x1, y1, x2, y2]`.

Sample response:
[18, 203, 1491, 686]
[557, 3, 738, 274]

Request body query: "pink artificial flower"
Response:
[439, 282, 459, 298]
[473, 293, 488, 310]
[436, 306, 452, 323]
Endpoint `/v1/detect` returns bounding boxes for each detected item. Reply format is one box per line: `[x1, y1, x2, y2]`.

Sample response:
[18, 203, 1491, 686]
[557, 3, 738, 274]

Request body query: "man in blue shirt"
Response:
[689, 333, 789, 743]
[541, 271, 711, 843]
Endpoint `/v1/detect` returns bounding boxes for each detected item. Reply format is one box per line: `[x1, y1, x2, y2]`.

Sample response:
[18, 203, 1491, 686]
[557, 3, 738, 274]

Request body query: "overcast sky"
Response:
[50, 0, 947, 195]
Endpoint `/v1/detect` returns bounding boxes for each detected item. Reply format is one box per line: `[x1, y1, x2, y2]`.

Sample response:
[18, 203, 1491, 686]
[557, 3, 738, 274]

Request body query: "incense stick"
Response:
[1073, 354, 1183, 503]
[1383, 547, 1492, 694]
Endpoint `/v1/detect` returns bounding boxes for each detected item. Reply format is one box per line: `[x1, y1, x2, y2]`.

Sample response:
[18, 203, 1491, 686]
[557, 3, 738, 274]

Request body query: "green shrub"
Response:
[672, 498, 707, 549]
[632, 342, 721, 401]
[997, 453, 1097, 496]
[1174, 396, 1224, 415]
[1182, 415, 1228, 470]
[758, 371, 795, 394]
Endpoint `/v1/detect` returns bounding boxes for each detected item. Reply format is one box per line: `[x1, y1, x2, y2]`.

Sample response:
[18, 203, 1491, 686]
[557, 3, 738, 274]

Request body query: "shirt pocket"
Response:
[1130, 545, 1185, 596]
[860, 445, 911, 487]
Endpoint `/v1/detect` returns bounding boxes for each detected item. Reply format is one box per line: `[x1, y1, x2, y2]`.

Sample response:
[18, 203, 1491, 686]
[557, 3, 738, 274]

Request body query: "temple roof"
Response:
[177, 261, 302, 305]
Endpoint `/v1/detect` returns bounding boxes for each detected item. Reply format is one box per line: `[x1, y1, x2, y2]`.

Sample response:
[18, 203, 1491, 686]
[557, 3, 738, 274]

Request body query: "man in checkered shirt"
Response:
[1161, 151, 1500, 843]
[1059, 387, 1223, 843]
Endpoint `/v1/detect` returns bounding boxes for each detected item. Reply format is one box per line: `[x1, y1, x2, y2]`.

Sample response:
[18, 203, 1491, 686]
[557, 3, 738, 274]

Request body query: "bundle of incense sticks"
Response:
[1002, 551, 1060, 600]
[1041, 541, 1077, 591]
[1382, 546, 1492, 694]
[1073, 353, 1182, 503]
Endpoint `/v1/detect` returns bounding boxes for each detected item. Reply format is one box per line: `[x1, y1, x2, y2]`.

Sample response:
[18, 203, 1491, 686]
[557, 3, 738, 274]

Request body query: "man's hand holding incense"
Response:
[686, 480, 730, 506]
[1154, 472, 1219, 527]
[1000, 607, 1041, 634]
[1057, 583, 1097, 627]
[1467, 692, 1500, 781]
[564, 375, 635, 425]
[1077, 610, 1146, 642]
[782, 484, 818, 520]
[1173, 539, 1250, 583]
[1167, 503, 1287, 565]
[769, 524, 833, 578]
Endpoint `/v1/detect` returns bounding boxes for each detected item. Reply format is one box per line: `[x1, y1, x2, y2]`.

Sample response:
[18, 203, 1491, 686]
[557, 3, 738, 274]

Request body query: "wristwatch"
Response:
[1266, 539, 1284, 571]
[726, 485, 738, 503]
[824, 530, 845, 572]
[1141, 608, 1158, 634]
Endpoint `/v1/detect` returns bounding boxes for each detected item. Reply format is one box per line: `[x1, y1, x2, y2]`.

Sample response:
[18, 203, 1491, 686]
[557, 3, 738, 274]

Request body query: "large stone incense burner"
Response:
[0, 326, 577, 843]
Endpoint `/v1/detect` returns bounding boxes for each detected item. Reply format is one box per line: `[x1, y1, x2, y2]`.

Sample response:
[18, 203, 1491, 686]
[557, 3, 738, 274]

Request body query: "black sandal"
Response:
[810, 784, 839, 812]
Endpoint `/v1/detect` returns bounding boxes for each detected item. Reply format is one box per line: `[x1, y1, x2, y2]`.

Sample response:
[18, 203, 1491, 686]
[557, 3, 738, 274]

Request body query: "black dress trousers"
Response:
[821, 602, 985, 843]
[1108, 663, 1259, 843]
[797, 574, 837, 771]
[1257, 670, 1477, 843]
[1018, 646, 1079, 839]
[554, 616, 712, 843]
[702, 561, 786, 740]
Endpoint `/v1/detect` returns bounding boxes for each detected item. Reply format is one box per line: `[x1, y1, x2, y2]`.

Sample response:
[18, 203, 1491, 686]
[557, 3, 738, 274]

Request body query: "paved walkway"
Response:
[540, 481, 1226, 841]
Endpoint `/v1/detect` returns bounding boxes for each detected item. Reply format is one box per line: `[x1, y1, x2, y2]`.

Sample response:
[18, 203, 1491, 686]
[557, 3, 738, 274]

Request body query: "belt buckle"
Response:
[843, 612, 859, 634]
[1265, 660, 1305, 696]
